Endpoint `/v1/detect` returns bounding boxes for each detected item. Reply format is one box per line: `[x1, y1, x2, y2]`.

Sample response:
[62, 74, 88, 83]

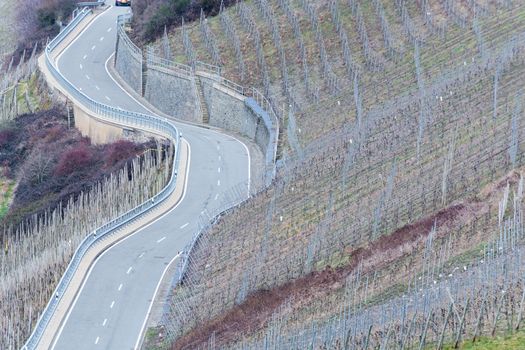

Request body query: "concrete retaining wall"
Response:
[144, 65, 200, 123]
[115, 32, 142, 95]
[74, 104, 123, 144]
[199, 74, 259, 141]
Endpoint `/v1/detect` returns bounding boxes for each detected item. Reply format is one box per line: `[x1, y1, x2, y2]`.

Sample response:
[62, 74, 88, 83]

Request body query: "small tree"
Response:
[54, 143, 94, 177]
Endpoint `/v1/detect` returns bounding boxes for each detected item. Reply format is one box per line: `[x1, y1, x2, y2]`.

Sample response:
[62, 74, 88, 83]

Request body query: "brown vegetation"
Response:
[0, 106, 156, 227]
[171, 170, 522, 349]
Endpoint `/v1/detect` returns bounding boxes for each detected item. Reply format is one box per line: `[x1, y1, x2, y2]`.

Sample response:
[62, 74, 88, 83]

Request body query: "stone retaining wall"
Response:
[115, 32, 142, 94]
[145, 65, 200, 122]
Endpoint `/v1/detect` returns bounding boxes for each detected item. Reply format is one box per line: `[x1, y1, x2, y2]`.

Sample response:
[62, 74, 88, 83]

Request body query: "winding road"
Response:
[50, 6, 250, 349]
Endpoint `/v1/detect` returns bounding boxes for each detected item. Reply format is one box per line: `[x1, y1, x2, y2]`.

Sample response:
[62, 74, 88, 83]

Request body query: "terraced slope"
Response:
[139, 0, 525, 349]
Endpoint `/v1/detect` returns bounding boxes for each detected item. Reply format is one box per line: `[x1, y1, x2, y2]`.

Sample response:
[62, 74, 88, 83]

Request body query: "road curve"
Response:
[51, 6, 250, 350]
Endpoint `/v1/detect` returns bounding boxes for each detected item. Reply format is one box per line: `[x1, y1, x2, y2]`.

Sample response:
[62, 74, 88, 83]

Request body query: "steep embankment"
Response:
[131, 0, 525, 348]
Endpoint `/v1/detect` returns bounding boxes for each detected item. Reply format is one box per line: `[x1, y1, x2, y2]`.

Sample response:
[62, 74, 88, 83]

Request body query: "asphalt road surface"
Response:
[51, 6, 250, 349]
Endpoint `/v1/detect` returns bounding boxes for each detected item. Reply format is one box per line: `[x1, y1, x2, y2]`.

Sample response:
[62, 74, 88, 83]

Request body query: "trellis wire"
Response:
[219, 2, 245, 81]
[199, 9, 221, 67]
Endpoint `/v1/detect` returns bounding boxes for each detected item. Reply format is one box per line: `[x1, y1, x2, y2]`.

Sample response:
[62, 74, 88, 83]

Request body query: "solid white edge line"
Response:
[133, 251, 182, 350]
[50, 140, 191, 349]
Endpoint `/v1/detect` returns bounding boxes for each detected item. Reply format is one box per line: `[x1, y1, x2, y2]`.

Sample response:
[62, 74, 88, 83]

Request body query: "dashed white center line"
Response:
[217, 180, 221, 186]
[107, 27, 112, 32]
[79, 64, 83, 70]
[157, 236, 166, 243]
[215, 193, 219, 200]
[118, 283, 123, 291]
[85, 74, 90, 80]
[218, 167, 221, 173]
[110, 301, 115, 309]
[100, 36, 104, 41]
[180, 223, 189, 229]
[126, 267, 133, 274]
[105, 96, 111, 101]
[83, 54, 87, 60]
[95, 85, 100, 90]
[91, 45, 96, 50]
[95, 336, 100, 344]
[217, 145, 220, 151]
[218, 155, 221, 161]
[102, 318, 107, 326]
[138, 252, 145, 258]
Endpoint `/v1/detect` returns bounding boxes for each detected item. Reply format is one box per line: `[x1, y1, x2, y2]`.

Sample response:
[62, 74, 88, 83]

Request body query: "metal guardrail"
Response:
[22, 7, 182, 349]
[146, 51, 193, 78]
[77, 0, 106, 7]
[194, 60, 222, 76]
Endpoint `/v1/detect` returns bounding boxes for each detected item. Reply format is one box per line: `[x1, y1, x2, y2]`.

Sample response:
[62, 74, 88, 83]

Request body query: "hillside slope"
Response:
[136, 0, 525, 349]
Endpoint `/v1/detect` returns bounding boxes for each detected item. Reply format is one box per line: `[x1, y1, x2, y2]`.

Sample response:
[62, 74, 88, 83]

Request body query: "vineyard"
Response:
[132, 0, 525, 349]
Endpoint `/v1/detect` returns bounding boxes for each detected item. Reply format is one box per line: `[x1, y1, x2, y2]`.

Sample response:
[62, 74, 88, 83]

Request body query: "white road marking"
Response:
[110, 301, 115, 309]
[105, 96, 111, 101]
[180, 222, 189, 229]
[95, 85, 100, 90]
[215, 193, 219, 200]
[102, 318, 107, 326]
[91, 45, 96, 50]
[107, 27, 112, 32]
[135, 252, 183, 349]
[138, 252, 145, 258]
[95, 337, 100, 344]
[83, 54, 87, 59]
[218, 167, 221, 173]
[217, 145, 220, 150]
[100, 36, 104, 41]
[79, 64, 83, 70]
[217, 180, 221, 186]
[85, 74, 90, 80]
[118, 283, 123, 291]
[126, 267, 132, 274]
[79, 87, 83, 91]
[218, 155, 221, 161]
[157, 236, 166, 243]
